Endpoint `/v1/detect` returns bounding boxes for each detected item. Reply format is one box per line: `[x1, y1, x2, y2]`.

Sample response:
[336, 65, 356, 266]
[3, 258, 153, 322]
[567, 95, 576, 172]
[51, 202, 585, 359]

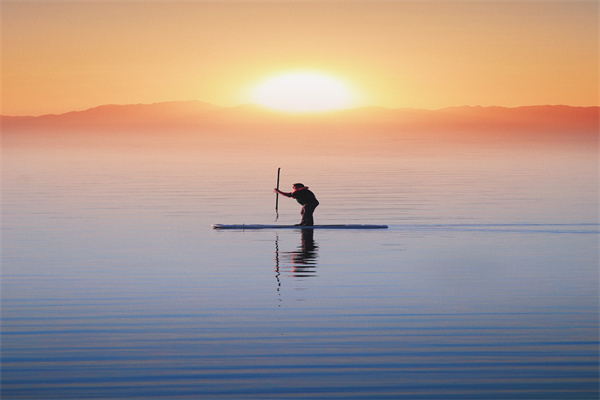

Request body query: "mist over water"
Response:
[2, 125, 598, 399]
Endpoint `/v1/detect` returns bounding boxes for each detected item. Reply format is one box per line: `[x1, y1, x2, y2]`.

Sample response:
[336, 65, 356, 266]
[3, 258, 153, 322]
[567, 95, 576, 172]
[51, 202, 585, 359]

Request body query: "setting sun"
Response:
[251, 72, 354, 112]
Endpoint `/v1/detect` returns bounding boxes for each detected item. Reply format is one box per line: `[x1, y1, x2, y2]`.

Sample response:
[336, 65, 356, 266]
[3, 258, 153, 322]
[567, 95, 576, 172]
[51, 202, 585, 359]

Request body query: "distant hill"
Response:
[1, 101, 226, 131]
[2, 101, 597, 133]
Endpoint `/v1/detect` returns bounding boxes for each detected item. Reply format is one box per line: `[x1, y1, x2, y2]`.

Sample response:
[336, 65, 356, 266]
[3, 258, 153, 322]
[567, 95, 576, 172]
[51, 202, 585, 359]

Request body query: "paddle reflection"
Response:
[275, 229, 319, 278]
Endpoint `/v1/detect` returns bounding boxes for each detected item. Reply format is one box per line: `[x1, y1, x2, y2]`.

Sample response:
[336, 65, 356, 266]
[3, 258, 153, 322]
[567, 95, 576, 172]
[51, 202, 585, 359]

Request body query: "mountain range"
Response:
[2, 101, 598, 134]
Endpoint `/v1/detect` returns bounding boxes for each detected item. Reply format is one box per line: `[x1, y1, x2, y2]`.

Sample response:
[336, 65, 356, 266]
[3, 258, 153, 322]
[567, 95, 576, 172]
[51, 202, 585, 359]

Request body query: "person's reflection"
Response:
[275, 229, 319, 279]
[289, 229, 318, 277]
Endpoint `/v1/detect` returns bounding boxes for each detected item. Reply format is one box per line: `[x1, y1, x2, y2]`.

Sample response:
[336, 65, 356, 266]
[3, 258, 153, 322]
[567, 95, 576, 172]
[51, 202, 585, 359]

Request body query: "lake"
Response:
[2, 127, 598, 399]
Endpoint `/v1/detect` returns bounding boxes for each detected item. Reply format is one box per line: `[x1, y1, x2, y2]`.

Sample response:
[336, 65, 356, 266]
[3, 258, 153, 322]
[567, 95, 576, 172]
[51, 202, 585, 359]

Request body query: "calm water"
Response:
[2, 131, 598, 399]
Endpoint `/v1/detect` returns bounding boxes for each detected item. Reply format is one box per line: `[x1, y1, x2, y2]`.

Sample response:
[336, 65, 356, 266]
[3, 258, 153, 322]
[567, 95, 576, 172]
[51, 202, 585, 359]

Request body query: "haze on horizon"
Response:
[1, 1, 598, 117]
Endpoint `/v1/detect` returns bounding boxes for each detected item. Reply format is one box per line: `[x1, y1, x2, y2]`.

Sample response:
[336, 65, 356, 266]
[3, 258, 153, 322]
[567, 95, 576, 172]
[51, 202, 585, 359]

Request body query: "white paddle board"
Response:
[212, 224, 388, 230]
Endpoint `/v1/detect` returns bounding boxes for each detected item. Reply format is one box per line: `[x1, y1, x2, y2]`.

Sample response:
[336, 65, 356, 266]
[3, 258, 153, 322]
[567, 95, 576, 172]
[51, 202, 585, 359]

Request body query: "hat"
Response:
[293, 183, 305, 189]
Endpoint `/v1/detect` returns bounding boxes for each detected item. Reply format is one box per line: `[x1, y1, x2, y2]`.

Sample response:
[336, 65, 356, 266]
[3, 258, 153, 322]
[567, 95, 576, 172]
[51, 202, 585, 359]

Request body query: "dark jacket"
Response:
[291, 187, 318, 205]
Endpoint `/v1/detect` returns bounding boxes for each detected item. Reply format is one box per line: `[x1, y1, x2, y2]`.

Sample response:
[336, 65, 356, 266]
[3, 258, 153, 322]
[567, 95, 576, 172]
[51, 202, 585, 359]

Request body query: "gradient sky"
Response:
[2, 1, 598, 116]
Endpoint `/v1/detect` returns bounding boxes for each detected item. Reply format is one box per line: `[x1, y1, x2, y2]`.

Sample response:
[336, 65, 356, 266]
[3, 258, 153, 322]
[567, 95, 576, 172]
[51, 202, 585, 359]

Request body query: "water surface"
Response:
[2, 130, 598, 399]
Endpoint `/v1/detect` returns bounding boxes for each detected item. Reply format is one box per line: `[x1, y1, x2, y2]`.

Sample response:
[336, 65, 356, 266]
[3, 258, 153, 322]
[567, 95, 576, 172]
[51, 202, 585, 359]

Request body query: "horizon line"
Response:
[2, 100, 599, 118]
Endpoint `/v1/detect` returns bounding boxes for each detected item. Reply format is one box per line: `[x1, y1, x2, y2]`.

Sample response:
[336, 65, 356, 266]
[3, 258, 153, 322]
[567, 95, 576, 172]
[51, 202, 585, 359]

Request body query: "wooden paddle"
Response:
[275, 167, 281, 221]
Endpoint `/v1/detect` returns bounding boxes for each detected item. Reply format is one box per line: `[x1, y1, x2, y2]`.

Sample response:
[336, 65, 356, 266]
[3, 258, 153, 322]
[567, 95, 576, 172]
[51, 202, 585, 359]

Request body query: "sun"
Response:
[250, 72, 354, 112]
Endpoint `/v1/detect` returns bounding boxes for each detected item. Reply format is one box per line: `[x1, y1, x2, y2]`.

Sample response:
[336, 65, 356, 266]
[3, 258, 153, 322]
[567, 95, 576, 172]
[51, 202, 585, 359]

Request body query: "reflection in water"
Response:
[274, 229, 319, 282]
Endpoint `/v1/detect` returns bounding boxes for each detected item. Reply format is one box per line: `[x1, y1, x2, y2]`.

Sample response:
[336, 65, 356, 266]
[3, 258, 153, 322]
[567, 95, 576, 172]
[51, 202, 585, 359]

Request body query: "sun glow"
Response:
[251, 72, 354, 112]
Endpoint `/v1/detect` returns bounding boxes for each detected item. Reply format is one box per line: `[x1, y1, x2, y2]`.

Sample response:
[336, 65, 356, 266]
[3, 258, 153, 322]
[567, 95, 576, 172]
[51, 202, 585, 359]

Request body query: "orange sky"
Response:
[2, 1, 598, 116]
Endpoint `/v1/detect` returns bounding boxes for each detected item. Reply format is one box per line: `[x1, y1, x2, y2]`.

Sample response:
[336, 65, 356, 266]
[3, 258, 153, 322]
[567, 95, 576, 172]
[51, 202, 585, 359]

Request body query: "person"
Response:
[274, 183, 319, 226]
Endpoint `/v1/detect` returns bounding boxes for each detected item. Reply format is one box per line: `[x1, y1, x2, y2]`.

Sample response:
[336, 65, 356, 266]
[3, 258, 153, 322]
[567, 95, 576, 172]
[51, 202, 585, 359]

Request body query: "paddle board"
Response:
[212, 224, 388, 230]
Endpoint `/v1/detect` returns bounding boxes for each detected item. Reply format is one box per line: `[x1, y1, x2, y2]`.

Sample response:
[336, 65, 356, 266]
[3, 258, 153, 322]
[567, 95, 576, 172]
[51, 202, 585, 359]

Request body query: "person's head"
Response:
[293, 183, 305, 190]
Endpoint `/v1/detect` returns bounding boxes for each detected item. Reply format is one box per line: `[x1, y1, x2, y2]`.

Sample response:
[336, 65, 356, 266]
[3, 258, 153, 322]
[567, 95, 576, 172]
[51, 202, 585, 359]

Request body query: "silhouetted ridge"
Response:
[1, 102, 597, 135]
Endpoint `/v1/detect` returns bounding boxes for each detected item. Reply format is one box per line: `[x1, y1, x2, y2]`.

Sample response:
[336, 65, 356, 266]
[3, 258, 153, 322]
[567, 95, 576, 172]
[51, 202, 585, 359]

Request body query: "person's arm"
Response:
[274, 188, 292, 197]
